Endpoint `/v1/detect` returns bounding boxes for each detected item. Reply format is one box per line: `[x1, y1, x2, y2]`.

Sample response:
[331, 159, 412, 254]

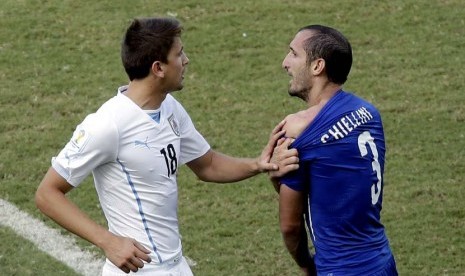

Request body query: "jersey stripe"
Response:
[117, 158, 163, 263]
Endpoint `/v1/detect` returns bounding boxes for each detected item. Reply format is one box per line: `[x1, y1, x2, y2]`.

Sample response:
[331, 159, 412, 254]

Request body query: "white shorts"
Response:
[101, 256, 193, 276]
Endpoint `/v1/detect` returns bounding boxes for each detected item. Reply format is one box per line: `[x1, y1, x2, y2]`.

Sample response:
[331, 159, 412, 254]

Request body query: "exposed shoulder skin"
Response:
[268, 103, 325, 187]
[283, 106, 321, 139]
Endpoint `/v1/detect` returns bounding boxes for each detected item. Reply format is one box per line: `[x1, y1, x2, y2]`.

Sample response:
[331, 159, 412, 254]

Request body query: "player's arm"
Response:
[35, 167, 151, 273]
[187, 149, 270, 183]
[187, 120, 288, 182]
[269, 137, 299, 192]
[279, 184, 314, 274]
[268, 116, 303, 192]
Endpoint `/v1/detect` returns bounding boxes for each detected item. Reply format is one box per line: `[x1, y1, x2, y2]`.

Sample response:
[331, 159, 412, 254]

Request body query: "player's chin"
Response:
[175, 83, 184, 91]
[172, 79, 184, 90]
[288, 88, 307, 100]
[288, 87, 298, 96]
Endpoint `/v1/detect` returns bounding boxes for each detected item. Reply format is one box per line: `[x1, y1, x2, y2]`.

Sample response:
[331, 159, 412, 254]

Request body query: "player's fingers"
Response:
[271, 120, 286, 135]
[266, 129, 285, 149]
[133, 240, 151, 254]
[283, 148, 299, 158]
[273, 144, 297, 163]
[133, 241, 152, 263]
[119, 265, 130, 274]
[263, 162, 279, 172]
[125, 261, 139, 273]
[281, 137, 294, 149]
[134, 249, 152, 264]
[273, 140, 286, 157]
[271, 129, 286, 142]
[282, 164, 299, 172]
[131, 256, 145, 268]
[267, 130, 286, 152]
[281, 156, 299, 166]
[276, 137, 286, 146]
[275, 142, 297, 158]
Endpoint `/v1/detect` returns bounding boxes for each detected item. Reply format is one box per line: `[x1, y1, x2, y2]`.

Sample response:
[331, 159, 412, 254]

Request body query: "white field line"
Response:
[0, 198, 104, 276]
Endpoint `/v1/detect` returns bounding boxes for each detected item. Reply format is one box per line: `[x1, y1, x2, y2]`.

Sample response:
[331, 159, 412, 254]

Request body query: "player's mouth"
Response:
[288, 74, 293, 84]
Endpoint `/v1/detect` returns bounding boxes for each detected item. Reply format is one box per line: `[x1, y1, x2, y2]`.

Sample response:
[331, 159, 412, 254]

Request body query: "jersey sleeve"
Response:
[279, 159, 308, 191]
[175, 102, 210, 165]
[51, 112, 118, 187]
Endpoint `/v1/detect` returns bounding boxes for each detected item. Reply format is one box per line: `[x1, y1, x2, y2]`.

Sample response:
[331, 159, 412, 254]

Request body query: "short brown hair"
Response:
[299, 25, 352, 84]
[121, 17, 182, 81]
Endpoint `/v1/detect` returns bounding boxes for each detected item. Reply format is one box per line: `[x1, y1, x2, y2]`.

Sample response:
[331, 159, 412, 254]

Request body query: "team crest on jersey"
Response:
[168, 114, 180, 136]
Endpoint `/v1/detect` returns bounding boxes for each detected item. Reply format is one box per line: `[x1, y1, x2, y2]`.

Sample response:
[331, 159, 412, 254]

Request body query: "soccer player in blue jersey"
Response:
[270, 25, 398, 275]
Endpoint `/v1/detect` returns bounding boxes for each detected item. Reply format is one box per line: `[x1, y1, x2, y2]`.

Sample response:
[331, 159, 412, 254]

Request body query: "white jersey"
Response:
[52, 86, 210, 269]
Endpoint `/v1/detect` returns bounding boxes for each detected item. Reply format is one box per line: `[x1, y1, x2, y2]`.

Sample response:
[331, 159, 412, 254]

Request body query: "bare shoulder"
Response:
[283, 107, 320, 139]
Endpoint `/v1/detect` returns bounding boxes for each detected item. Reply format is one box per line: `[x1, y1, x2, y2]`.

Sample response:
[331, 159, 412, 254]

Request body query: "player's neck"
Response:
[125, 79, 168, 110]
[307, 82, 341, 107]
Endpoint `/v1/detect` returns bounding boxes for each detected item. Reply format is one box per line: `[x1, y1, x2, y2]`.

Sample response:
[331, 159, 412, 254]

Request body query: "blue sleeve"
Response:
[280, 161, 308, 192]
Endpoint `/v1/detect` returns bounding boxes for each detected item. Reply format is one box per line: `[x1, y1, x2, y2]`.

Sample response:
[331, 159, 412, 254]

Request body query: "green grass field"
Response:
[1, 0, 464, 275]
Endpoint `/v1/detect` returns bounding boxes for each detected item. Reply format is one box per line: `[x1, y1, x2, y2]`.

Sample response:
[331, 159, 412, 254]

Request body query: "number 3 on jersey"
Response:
[160, 144, 177, 177]
[357, 131, 382, 205]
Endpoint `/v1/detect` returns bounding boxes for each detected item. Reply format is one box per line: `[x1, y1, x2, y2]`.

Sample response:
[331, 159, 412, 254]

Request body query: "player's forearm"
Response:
[280, 215, 313, 270]
[282, 227, 312, 269]
[35, 185, 111, 250]
[205, 152, 259, 183]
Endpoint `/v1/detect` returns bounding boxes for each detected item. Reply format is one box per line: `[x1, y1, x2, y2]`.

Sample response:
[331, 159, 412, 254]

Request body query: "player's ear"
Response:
[312, 58, 325, 75]
[151, 61, 165, 78]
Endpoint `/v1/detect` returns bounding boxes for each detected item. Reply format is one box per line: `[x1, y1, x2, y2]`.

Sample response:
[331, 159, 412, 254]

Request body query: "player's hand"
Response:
[102, 233, 152, 273]
[256, 120, 287, 172]
[269, 137, 299, 178]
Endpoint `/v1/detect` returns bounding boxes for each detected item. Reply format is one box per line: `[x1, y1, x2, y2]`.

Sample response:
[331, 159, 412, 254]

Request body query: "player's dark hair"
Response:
[298, 25, 352, 84]
[121, 17, 182, 81]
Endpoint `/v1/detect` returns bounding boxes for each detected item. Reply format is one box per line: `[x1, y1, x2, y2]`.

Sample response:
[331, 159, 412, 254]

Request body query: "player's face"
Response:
[164, 37, 189, 92]
[282, 30, 313, 101]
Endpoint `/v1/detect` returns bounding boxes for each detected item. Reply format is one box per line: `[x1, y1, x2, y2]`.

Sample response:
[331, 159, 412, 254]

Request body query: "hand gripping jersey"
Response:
[52, 86, 210, 271]
[281, 90, 396, 275]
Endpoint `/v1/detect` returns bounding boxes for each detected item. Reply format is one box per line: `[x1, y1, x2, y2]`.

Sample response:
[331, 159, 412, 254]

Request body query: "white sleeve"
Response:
[176, 103, 210, 165]
[51, 113, 118, 187]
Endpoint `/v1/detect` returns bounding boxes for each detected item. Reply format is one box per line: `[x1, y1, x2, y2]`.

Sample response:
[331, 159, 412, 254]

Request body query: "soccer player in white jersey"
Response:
[35, 17, 297, 275]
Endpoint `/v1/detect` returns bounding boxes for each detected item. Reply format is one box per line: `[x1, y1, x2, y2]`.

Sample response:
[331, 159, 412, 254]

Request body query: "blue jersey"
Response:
[281, 90, 396, 275]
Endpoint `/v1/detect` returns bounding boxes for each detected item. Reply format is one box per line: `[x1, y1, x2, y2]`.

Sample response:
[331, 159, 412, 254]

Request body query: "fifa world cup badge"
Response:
[71, 128, 90, 151]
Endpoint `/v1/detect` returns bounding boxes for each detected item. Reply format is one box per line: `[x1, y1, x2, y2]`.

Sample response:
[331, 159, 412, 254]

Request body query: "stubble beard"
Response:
[288, 85, 309, 102]
[288, 71, 311, 102]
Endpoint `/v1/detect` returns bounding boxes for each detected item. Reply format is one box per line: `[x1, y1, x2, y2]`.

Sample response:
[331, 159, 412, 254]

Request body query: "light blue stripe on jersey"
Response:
[117, 158, 163, 263]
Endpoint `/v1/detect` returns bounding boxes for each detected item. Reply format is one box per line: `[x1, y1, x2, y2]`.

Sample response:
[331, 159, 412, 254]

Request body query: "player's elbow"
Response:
[35, 183, 59, 215]
[194, 169, 214, 182]
[280, 221, 304, 255]
[35, 185, 49, 213]
[280, 221, 301, 238]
